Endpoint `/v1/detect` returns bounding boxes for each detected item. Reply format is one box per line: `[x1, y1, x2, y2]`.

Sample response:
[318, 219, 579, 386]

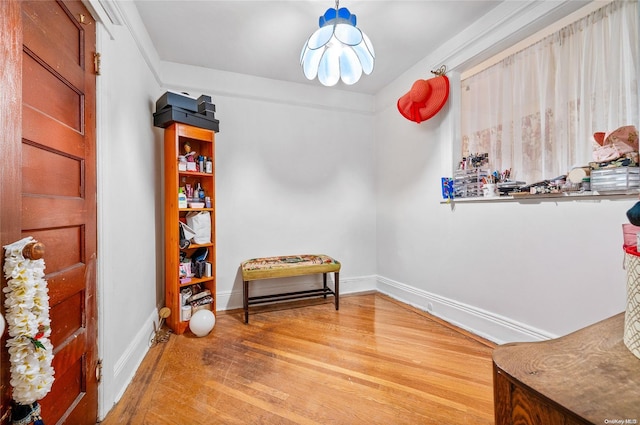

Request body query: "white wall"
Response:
[375, 102, 631, 342]
[159, 62, 379, 309]
[373, 1, 633, 344]
[95, 3, 164, 418]
[94, 3, 378, 418]
[92, 0, 635, 420]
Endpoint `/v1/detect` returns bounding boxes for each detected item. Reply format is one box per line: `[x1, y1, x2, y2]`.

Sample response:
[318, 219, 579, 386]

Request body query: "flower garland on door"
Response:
[3, 237, 54, 425]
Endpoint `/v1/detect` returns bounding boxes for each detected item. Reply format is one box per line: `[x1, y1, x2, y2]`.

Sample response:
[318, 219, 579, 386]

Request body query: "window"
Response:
[461, 0, 638, 185]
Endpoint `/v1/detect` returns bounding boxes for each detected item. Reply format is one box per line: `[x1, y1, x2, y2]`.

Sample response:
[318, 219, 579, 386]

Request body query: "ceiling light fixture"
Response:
[300, 0, 375, 87]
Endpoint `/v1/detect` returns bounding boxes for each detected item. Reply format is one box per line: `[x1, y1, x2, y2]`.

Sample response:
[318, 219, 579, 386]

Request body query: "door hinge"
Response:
[94, 52, 101, 76]
[96, 359, 103, 383]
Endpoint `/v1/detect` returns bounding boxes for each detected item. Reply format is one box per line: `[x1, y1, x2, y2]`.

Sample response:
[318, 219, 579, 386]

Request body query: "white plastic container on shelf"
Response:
[591, 167, 640, 193]
[178, 189, 188, 208]
[453, 168, 488, 198]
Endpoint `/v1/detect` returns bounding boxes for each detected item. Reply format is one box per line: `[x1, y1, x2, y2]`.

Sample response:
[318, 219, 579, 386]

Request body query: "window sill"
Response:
[441, 190, 639, 204]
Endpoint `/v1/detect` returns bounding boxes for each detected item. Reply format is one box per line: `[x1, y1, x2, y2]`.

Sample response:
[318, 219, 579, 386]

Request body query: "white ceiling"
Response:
[133, 0, 508, 95]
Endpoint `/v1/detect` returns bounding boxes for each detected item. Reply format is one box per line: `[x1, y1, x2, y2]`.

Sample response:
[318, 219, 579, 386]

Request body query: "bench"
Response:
[241, 254, 340, 323]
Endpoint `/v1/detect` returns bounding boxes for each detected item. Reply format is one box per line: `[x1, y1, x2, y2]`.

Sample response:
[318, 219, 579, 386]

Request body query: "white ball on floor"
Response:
[189, 309, 215, 337]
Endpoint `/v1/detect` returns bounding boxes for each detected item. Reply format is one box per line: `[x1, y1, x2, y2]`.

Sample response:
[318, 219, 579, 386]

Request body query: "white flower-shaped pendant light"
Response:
[300, 2, 375, 86]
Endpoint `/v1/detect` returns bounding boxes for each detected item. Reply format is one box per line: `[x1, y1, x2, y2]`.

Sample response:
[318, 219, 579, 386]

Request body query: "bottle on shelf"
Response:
[178, 187, 187, 208]
[206, 157, 213, 174]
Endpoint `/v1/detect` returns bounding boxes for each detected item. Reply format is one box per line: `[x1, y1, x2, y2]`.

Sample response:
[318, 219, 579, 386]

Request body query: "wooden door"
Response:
[0, 0, 98, 423]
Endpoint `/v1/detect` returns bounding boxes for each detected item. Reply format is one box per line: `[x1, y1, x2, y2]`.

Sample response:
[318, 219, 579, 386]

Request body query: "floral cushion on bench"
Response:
[242, 254, 337, 270]
[241, 254, 340, 280]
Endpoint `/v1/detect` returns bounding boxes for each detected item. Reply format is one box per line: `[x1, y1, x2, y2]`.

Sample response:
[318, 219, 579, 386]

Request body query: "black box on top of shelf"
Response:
[153, 105, 220, 132]
[197, 101, 216, 115]
[201, 110, 216, 120]
[156, 91, 199, 113]
[197, 94, 212, 105]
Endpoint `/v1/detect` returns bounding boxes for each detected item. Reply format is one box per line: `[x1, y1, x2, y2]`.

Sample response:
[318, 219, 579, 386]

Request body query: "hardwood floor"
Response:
[100, 293, 496, 425]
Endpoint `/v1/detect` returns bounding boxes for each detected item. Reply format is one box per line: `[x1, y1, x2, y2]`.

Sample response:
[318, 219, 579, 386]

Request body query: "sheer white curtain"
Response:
[461, 0, 639, 184]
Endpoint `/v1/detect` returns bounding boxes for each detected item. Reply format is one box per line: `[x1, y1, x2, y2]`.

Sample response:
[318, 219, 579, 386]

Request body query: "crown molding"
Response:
[375, 0, 594, 112]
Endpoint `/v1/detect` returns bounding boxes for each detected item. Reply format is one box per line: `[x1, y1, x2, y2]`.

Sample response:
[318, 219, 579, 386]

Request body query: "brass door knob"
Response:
[22, 241, 45, 260]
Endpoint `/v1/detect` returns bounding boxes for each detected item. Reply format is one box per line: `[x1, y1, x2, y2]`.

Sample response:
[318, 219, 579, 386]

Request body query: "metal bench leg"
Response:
[243, 280, 249, 324]
[335, 272, 339, 310]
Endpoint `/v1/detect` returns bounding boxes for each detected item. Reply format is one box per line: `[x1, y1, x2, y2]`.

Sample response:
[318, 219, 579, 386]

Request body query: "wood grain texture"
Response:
[493, 313, 640, 425]
[101, 293, 495, 425]
[0, 1, 22, 420]
[19, 1, 99, 422]
[164, 123, 216, 334]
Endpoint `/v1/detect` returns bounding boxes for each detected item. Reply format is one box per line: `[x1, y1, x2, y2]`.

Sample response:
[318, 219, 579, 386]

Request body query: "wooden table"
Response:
[493, 313, 640, 424]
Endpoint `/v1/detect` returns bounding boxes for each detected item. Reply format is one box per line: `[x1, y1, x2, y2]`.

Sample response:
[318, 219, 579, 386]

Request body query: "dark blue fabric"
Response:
[627, 201, 640, 225]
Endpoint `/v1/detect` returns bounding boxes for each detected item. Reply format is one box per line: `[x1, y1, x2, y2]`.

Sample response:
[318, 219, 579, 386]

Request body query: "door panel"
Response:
[22, 2, 84, 88]
[22, 52, 83, 131]
[22, 143, 83, 197]
[49, 293, 84, 348]
[19, 1, 98, 423]
[23, 105, 86, 157]
[26, 227, 83, 273]
[43, 266, 86, 308]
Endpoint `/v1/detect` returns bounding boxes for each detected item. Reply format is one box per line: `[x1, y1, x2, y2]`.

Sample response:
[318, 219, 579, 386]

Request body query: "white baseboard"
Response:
[105, 309, 156, 414]
[376, 275, 556, 345]
[214, 273, 554, 344]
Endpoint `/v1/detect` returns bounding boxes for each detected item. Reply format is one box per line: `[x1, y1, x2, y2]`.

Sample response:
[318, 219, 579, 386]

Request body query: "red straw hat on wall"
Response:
[397, 68, 450, 124]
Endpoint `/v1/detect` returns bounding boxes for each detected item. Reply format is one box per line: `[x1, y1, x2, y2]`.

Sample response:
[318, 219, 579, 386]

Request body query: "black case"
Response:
[155, 91, 199, 112]
[197, 95, 212, 105]
[198, 101, 216, 114]
[153, 106, 220, 132]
